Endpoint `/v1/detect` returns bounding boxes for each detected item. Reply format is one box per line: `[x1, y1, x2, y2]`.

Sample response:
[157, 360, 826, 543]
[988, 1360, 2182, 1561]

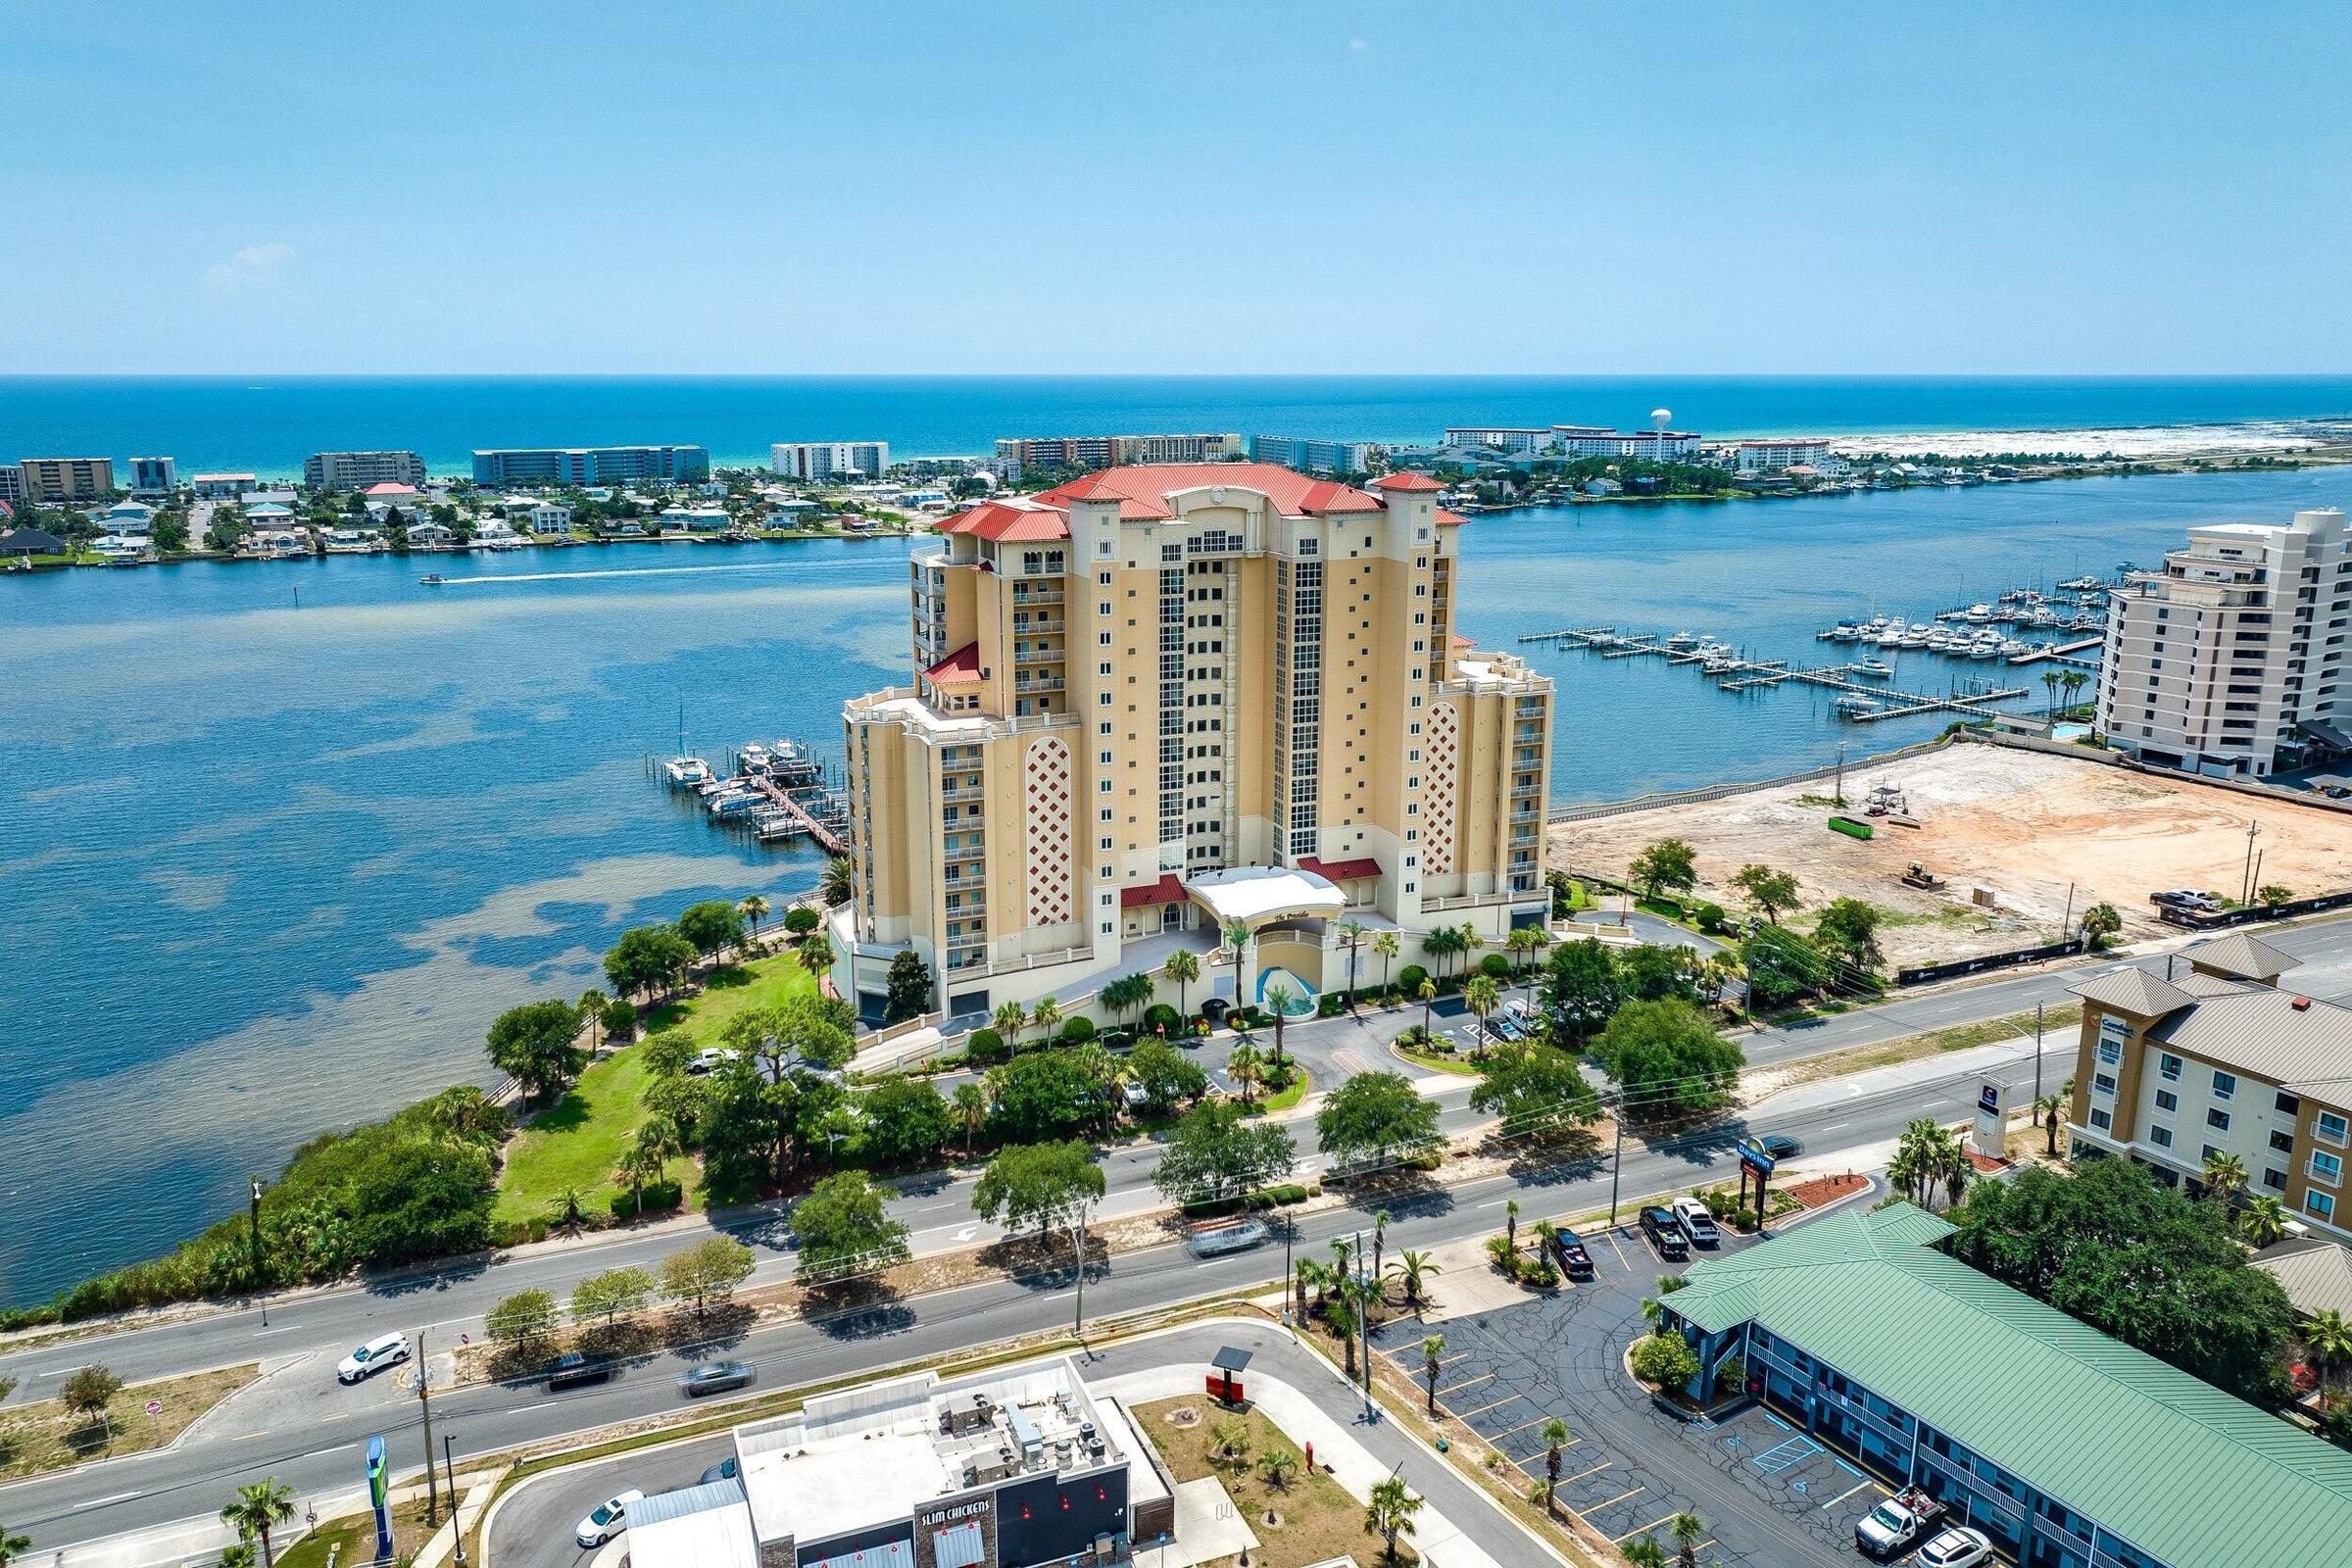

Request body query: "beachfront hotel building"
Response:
[771, 440, 891, 482]
[1441, 425, 1703, 461]
[991, 433, 1243, 479]
[834, 462, 1552, 1024]
[2095, 507, 2350, 777]
[305, 449, 426, 491]
[470, 444, 710, 486]
[16, 457, 115, 503]
[128, 456, 177, 494]
[2066, 932, 2352, 1244]
[1732, 437, 1844, 474]
[1247, 435, 1380, 475]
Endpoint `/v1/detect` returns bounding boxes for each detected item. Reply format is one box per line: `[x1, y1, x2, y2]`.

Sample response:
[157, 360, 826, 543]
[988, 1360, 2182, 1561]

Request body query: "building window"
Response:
[2149, 1125, 2174, 1149]
[2266, 1167, 2288, 1190]
[2089, 1107, 2113, 1130]
[2312, 1152, 2344, 1188]
[2093, 1073, 2117, 1096]
[2309, 1191, 2336, 1222]
[2096, 1037, 2123, 1067]
[2273, 1130, 2296, 1153]
[2321, 1111, 2350, 1146]
[2159, 1053, 2182, 1081]
[2155, 1090, 2179, 1113]
[2277, 1091, 2304, 1117]
[2213, 1070, 2236, 1101]
[2207, 1107, 2231, 1132]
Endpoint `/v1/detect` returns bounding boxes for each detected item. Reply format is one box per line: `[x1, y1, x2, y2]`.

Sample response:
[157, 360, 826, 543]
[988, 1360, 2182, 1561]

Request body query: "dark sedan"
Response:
[680, 1359, 756, 1397]
[1759, 1134, 1804, 1160]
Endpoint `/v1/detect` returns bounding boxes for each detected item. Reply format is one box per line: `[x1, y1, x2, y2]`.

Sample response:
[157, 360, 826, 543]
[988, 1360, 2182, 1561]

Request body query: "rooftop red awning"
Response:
[1119, 873, 1187, 908]
[1298, 855, 1381, 882]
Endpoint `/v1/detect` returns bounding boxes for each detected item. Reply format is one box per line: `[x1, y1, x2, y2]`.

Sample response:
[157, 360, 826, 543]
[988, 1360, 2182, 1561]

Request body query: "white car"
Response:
[1917, 1526, 1993, 1568]
[337, 1331, 412, 1384]
[685, 1047, 739, 1076]
[575, 1490, 645, 1548]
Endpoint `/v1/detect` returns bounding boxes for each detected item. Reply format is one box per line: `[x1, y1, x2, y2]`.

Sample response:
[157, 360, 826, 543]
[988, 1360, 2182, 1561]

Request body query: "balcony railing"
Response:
[1015, 676, 1066, 694]
[1011, 587, 1064, 606]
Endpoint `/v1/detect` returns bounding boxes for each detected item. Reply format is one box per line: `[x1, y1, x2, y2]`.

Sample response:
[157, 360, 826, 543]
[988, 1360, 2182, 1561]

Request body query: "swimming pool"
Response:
[1256, 966, 1318, 1016]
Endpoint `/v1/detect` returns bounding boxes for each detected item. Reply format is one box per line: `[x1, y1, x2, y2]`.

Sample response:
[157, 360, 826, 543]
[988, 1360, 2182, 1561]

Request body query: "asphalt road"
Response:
[3, 1034, 2060, 1556]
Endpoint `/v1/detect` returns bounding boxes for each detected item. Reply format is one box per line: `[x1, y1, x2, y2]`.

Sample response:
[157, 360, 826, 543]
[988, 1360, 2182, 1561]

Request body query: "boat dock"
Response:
[654, 736, 853, 854]
[2004, 635, 2103, 668]
[1525, 624, 2031, 723]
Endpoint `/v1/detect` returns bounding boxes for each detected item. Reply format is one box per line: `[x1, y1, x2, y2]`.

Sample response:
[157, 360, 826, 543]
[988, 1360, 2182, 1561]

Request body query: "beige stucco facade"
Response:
[837, 464, 1551, 1024]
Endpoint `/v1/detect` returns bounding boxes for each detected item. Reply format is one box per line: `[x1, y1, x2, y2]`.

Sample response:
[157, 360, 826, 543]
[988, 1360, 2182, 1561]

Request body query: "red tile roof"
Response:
[365, 482, 418, 497]
[1371, 472, 1443, 492]
[1298, 855, 1382, 882]
[938, 498, 1072, 541]
[1436, 508, 1469, 527]
[1036, 463, 1382, 520]
[924, 644, 984, 685]
[1119, 873, 1187, 908]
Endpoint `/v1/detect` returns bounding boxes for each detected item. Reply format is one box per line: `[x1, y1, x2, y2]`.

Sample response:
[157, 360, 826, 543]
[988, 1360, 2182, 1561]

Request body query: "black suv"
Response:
[1548, 1227, 1595, 1280]
[1640, 1205, 1690, 1261]
[546, 1352, 613, 1392]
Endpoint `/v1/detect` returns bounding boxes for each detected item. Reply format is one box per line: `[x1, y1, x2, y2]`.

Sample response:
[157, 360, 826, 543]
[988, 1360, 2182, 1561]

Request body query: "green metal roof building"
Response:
[1659, 1203, 2352, 1568]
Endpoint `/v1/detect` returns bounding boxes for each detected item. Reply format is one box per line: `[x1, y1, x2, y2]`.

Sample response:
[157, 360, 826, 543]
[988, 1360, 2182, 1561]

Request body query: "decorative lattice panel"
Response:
[1424, 702, 1460, 875]
[1024, 735, 1074, 926]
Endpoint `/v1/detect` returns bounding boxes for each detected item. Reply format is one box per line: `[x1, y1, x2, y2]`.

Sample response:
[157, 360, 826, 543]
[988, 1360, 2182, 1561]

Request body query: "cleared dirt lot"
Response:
[1550, 743, 2352, 967]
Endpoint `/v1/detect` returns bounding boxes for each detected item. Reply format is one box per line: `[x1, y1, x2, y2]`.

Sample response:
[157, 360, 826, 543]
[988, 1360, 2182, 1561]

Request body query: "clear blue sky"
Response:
[6, 1, 2349, 374]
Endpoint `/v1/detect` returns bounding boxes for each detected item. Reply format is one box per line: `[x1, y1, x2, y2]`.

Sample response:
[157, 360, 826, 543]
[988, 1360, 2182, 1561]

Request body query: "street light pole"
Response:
[416, 1328, 438, 1527]
[249, 1176, 267, 1327]
[1070, 1204, 1091, 1345]
[1606, 1095, 1626, 1230]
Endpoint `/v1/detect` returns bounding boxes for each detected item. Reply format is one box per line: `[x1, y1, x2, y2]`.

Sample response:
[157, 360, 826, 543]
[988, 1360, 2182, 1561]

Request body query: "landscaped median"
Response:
[0, 1361, 258, 1482]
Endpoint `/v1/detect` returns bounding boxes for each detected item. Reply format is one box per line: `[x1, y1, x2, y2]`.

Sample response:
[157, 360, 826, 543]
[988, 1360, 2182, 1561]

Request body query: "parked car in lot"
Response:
[679, 1359, 755, 1397]
[685, 1047, 739, 1076]
[1671, 1196, 1722, 1249]
[337, 1331, 412, 1384]
[546, 1351, 614, 1392]
[2150, 889, 2222, 913]
[1916, 1526, 1994, 1568]
[698, 1457, 739, 1487]
[575, 1490, 645, 1548]
[1548, 1227, 1594, 1280]
[1639, 1205, 1689, 1261]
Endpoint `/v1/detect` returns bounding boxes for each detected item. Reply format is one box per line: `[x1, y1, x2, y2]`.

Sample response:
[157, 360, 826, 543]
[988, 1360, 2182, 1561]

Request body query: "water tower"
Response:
[1651, 408, 1673, 431]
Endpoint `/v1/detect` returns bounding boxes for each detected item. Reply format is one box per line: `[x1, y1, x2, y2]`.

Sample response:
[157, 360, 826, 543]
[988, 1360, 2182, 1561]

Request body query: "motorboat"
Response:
[664, 756, 713, 788]
[1833, 693, 1882, 718]
[418, 572, 446, 585]
[1964, 603, 1993, 623]
[1665, 630, 1699, 650]
[1853, 657, 1895, 678]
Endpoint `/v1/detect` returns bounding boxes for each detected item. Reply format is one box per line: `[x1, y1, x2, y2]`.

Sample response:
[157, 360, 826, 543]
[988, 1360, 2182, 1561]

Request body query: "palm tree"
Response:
[2240, 1194, 2287, 1248]
[577, 987, 609, 1050]
[1029, 996, 1062, 1048]
[992, 1001, 1027, 1048]
[1364, 1476, 1422, 1563]
[549, 1186, 593, 1235]
[1463, 973, 1502, 1060]
[797, 929, 835, 980]
[1228, 1041, 1263, 1106]
[1671, 1512, 1704, 1568]
[1420, 1334, 1446, 1413]
[0, 1525, 32, 1568]
[1391, 1249, 1441, 1309]
[1622, 1538, 1668, 1568]
[1458, 922, 1483, 979]
[1223, 920, 1253, 1018]
[216, 1546, 259, 1568]
[2042, 668, 2064, 715]
[2034, 1093, 2067, 1157]
[739, 894, 770, 947]
[1421, 925, 1460, 980]
[1296, 1257, 1332, 1317]
[1373, 929, 1401, 1002]
[1328, 1290, 1361, 1382]
[1263, 982, 1293, 1078]
[220, 1479, 297, 1568]
[2306, 1308, 2352, 1404]
[952, 1082, 987, 1159]
[1258, 1447, 1301, 1491]
[2201, 1150, 2248, 1208]
[615, 1143, 662, 1218]
[2062, 668, 2090, 710]
[1372, 1208, 1391, 1285]
[820, 855, 856, 906]
[1416, 977, 1438, 1040]
[1339, 918, 1366, 1006]
[1541, 1419, 1571, 1518]
[1504, 1198, 1520, 1252]
[1164, 949, 1200, 1023]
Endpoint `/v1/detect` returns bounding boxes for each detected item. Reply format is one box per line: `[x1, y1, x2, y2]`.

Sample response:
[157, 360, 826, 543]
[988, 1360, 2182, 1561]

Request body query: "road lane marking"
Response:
[1821, 1479, 1876, 1510]
[255, 1326, 296, 1337]
[74, 1492, 142, 1509]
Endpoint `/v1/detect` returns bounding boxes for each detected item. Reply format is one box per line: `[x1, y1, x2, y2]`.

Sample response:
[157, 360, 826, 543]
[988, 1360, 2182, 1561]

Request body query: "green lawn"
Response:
[493, 953, 821, 1225]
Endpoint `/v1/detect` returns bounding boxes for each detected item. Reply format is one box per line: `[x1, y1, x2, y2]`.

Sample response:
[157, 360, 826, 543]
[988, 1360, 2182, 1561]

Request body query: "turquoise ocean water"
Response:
[7, 378, 2352, 1303]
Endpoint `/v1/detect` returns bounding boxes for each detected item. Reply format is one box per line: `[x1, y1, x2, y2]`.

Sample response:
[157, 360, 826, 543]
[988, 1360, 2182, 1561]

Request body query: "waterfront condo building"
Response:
[2068, 933, 2352, 1245]
[470, 445, 710, 486]
[128, 456, 177, 494]
[16, 457, 115, 503]
[2096, 508, 2350, 776]
[992, 433, 1243, 480]
[770, 440, 891, 482]
[835, 463, 1552, 1024]
[0, 466, 21, 504]
[1247, 435, 1380, 475]
[1733, 437, 1844, 474]
[305, 449, 427, 491]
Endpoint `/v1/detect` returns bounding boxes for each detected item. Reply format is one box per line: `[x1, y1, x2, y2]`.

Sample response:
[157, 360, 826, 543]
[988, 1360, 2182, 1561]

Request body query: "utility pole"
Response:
[1834, 741, 1847, 808]
[2059, 882, 2076, 946]
[249, 1176, 267, 1326]
[1353, 1228, 1374, 1422]
[1069, 1204, 1091, 1345]
[1281, 1218, 1295, 1327]
[2032, 1002, 2045, 1107]
[1606, 1094, 1627, 1230]
[2242, 820, 2261, 906]
[416, 1328, 438, 1527]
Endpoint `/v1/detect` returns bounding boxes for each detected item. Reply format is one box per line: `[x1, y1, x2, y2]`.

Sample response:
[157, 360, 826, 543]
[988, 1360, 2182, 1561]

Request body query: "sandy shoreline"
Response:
[1828, 416, 2352, 461]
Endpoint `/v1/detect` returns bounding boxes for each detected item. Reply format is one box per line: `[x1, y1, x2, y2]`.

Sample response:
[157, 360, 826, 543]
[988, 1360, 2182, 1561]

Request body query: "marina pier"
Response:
[1522, 625, 2034, 722]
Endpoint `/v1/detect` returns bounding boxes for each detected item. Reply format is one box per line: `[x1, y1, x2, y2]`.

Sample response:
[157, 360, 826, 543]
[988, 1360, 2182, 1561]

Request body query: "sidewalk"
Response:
[1093, 1364, 1513, 1568]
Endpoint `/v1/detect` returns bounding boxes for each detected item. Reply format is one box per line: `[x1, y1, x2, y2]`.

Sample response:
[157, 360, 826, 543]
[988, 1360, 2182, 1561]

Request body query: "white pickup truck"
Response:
[1856, 1486, 1944, 1556]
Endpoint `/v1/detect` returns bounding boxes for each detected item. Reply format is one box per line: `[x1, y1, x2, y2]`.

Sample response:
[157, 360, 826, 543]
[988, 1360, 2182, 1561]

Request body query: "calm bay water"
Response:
[6, 373, 2352, 475]
[7, 452, 2352, 1302]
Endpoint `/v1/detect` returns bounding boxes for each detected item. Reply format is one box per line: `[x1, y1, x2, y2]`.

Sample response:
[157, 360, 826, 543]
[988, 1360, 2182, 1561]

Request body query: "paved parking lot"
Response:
[1372, 1215, 1906, 1568]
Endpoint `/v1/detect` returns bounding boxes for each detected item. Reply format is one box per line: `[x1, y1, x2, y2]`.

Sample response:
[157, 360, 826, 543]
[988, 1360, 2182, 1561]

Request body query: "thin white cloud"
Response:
[201, 241, 296, 298]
